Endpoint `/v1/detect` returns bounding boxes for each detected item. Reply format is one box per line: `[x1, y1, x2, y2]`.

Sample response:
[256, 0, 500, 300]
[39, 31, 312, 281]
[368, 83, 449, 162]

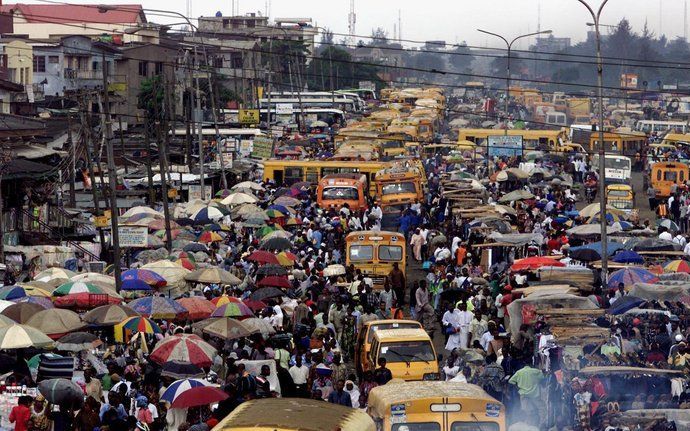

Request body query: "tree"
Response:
[137, 76, 164, 131]
[259, 39, 309, 90]
[369, 27, 389, 46]
[447, 42, 474, 72]
[306, 46, 382, 90]
[663, 37, 690, 83]
[635, 21, 661, 83]
[320, 28, 334, 46]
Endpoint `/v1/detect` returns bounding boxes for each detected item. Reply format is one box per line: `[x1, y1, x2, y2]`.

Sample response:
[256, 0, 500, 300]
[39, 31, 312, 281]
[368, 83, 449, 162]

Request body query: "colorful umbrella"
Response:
[247, 250, 279, 265]
[256, 225, 281, 238]
[170, 386, 228, 409]
[150, 334, 217, 367]
[83, 304, 139, 326]
[264, 209, 285, 218]
[175, 297, 215, 320]
[154, 229, 182, 239]
[664, 260, 690, 273]
[0, 286, 29, 300]
[173, 257, 196, 270]
[211, 302, 254, 319]
[128, 296, 189, 320]
[210, 295, 239, 307]
[607, 267, 659, 288]
[160, 378, 210, 403]
[15, 296, 54, 309]
[510, 256, 565, 271]
[285, 217, 303, 226]
[34, 268, 76, 282]
[53, 281, 103, 296]
[198, 231, 223, 244]
[119, 316, 161, 334]
[121, 269, 167, 290]
[52, 281, 122, 308]
[191, 207, 225, 224]
[257, 276, 291, 289]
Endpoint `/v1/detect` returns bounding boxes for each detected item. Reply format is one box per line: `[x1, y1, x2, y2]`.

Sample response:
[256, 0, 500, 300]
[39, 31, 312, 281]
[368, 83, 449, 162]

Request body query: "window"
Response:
[231, 54, 243, 69]
[213, 57, 223, 69]
[378, 245, 403, 261]
[381, 182, 417, 195]
[378, 341, 435, 363]
[154, 62, 163, 75]
[138, 61, 148, 76]
[451, 423, 499, 431]
[664, 171, 678, 182]
[348, 245, 373, 261]
[392, 424, 440, 431]
[33, 56, 46, 73]
[48, 56, 59, 64]
[322, 187, 358, 200]
[284, 167, 303, 184]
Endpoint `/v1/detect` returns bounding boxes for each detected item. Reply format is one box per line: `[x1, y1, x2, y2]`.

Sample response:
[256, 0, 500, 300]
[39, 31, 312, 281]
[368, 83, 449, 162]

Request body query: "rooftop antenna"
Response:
[398, 9, 402, 43]
[348, 0, 356, 44]
[185, 0, 192, 30]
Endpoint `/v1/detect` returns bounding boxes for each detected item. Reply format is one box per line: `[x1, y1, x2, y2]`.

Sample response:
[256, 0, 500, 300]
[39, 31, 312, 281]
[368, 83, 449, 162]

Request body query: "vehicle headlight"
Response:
[423, 373, 440, 381]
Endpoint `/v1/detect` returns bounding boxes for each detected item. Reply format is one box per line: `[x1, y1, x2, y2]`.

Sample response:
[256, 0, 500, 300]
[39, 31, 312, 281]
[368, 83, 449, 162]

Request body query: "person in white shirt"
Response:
[674, 234, 687, 248]
[659, 228, 673, 241]
[683, 240, 690, 257]
[289, 356, 310, 397]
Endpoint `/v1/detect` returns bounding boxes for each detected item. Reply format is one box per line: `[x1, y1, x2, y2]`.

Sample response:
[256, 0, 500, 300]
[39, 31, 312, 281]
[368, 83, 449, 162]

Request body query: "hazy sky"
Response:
[14, 0, 690, 49]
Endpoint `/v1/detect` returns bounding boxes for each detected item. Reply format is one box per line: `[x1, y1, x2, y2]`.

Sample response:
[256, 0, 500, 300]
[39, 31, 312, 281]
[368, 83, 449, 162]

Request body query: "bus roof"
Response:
[368, 382, 499, 415]
[214, 398, 375, 431]
[374, 328, 430, 341]
[364, 319, 421, 328]
[345, 230, 405, 242]
[320, 173, 366, 184]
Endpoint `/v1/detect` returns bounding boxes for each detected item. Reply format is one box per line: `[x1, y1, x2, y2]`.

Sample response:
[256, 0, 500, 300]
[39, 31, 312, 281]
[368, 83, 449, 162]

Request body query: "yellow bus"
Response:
[368, 328, 438, 381]
[588, 130, 646, 157]
[356, 319, 423, 377]
[457, 129, 569, 152]
[345, 230, 406, 289]
[212, 398, 376, 431]
[262, 159, 387, 196]
[368, 381, 506, 431]
[651, 162, 689, 198]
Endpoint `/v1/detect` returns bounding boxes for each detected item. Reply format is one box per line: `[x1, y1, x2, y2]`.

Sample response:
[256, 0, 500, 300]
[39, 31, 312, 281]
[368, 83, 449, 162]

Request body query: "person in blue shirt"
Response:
[312, 227, 323, 249]
[327, 379, 352, 407]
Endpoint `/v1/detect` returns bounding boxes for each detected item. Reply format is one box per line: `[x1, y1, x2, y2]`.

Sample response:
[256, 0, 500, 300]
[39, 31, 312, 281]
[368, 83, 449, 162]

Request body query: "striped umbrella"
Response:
[0, 286, 29, 301]
[664, 259, 690, 273]
[153, 229, 182, 240]
[119, 316, 161, 334]
[210, 295, 239, 307]
[121, 269, 167, 290]
[175, 297, 215, 320]
[173, 258, 196, 270]
[607, 267, 659, 288]
[0, 324, 53, 349]
[53, 281, 104, 296]
[33, 268, 77, 282]
[198, 231, 223, 244]
[160, 378, 210, 403]
[150, 334, 217, 367]
[128, 296, 189, 320]
[276, 251, 297, 266]
[211, 302, 254, 319]
[52, 281, 122, 308]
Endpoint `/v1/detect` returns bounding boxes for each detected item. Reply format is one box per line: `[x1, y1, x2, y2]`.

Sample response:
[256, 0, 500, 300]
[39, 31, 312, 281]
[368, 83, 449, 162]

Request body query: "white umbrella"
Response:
[323, 264, 346, 277]
[221, 192, 258, 206]
[122, 206, 163, 219]
[71, 273, 116, 286]
[190, 206, 225, 221]
[34, 268, 76, 282]
[232, 181, 264, 191]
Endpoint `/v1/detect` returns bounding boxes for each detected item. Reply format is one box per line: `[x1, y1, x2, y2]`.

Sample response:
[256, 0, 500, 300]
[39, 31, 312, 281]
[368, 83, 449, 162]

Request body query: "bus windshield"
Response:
[382, 182, 417, 195]
[380, 341, 435, 363]
[665, 171, 679, 182]
[322, 187, 358, 200]
[605, 158, 631, 170]
[349, 245, 373, 261]
[378, 245, 403, 261]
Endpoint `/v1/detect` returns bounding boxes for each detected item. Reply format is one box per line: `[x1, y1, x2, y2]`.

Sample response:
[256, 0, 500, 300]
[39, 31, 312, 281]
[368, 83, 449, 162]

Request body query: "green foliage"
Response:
[137, 76, 164, 129]
[260, 39, 309, 90]
[306, 46, 383, 91]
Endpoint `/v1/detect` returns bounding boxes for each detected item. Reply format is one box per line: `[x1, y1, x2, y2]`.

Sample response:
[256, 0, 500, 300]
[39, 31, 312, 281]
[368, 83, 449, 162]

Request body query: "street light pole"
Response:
[477, 29, 552, 135]
[577, 0, 610, 283]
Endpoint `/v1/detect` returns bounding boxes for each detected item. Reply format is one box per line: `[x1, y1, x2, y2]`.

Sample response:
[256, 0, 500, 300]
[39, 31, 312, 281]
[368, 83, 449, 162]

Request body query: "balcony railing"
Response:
[64, 69, 104, 80]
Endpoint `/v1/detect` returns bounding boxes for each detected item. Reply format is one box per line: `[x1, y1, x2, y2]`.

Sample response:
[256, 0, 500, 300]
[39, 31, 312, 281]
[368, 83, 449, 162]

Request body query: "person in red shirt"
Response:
[9, 396, 31, 431]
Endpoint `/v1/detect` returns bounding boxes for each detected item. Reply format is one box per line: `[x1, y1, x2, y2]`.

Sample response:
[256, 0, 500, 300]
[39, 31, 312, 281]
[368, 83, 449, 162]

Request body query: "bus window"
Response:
[392, 424, 440, 431]
[305, 168, 319, 184]
[284, 167, 303, 184]
[378, 245, 403, 261]
[322, 187, 358, 200]
[349, 245, 374, 261]
[273, 170, 284, 185]
[682, 171, 686, 182]
[665, 171, 678, 182]
[382, 183, 417, 195]
[452, 423, 500, 431]
[657, 170, 662, 181]
[379, 341, 435, 363]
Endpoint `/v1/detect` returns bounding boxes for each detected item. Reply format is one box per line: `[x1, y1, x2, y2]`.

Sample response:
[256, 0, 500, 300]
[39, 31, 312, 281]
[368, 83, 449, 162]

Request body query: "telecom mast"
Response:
[348, 0, 356, 43]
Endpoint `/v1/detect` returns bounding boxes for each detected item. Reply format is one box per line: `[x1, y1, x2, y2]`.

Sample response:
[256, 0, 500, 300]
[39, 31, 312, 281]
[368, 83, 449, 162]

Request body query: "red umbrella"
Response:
[171, 385, 228, 408]
[150, 334, 217, 367]
[257, 276, 291, 289]
[243, 299, 267, 312]
[510, 256, 565, 271]
[246, 251, 279, 265]
[175, 297, 215, 320]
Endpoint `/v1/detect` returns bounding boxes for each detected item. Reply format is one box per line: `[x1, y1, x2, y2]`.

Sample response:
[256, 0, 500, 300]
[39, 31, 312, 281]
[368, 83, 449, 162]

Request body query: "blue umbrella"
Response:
[569, 241, 624, 260]
[612, 250, 644, 264]
[267, 204, 290, 214]
[121, 279, 152, 291]
[608, 267, 658, 288]
[608, 295, 646, 315]
[160, 378, 210, 403]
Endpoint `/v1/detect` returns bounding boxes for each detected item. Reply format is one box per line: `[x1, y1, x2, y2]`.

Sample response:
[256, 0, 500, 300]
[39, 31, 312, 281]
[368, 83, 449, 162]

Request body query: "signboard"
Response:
[359, 80, 376, 91]
[620, 73, 638, 89]
[238, 109, 260, 125]
[118, 226, 148, 248]
[188, 185, 213, 201]
[251, 136, 275, 160]
[94, 215, 109, 228]
[275, 103, 293, 115]
[487, 135, 523, 157]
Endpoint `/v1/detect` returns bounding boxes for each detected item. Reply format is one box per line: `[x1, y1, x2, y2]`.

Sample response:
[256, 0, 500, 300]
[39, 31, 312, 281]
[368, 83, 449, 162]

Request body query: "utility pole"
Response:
[205, 61, 228, 190]
[67, 113, 76, 207]
[118, 116, 128, 174]
[143, 125, 156, 205]
[153, 77, 173, 253]
[194, 46, 206, 199]
[80, 93, 106, 256]
[102, 52, 121, 292]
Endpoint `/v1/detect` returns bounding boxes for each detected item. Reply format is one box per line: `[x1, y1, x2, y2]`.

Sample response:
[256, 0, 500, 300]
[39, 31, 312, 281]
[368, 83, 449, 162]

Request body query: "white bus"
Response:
[635, 120, 689, 134]
[591, 154, 632, 184]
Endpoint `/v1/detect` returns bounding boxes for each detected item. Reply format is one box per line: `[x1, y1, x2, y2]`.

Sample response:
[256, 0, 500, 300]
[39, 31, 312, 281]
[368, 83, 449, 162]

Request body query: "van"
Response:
[345, 231, 406, 289]
[651, 162, 689, 198]
[368, 328, 439, 381]
[356, 320, 423, 376]
[213, 398, 376, 430]
[606, 184, 634, 213]
[316, 174, 368, 212]
[367, 381, 506, 431]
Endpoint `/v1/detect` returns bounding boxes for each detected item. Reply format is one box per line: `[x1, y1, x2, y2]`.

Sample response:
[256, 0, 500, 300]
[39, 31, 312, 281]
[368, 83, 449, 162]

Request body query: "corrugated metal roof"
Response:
[1, 3, 145, 24]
